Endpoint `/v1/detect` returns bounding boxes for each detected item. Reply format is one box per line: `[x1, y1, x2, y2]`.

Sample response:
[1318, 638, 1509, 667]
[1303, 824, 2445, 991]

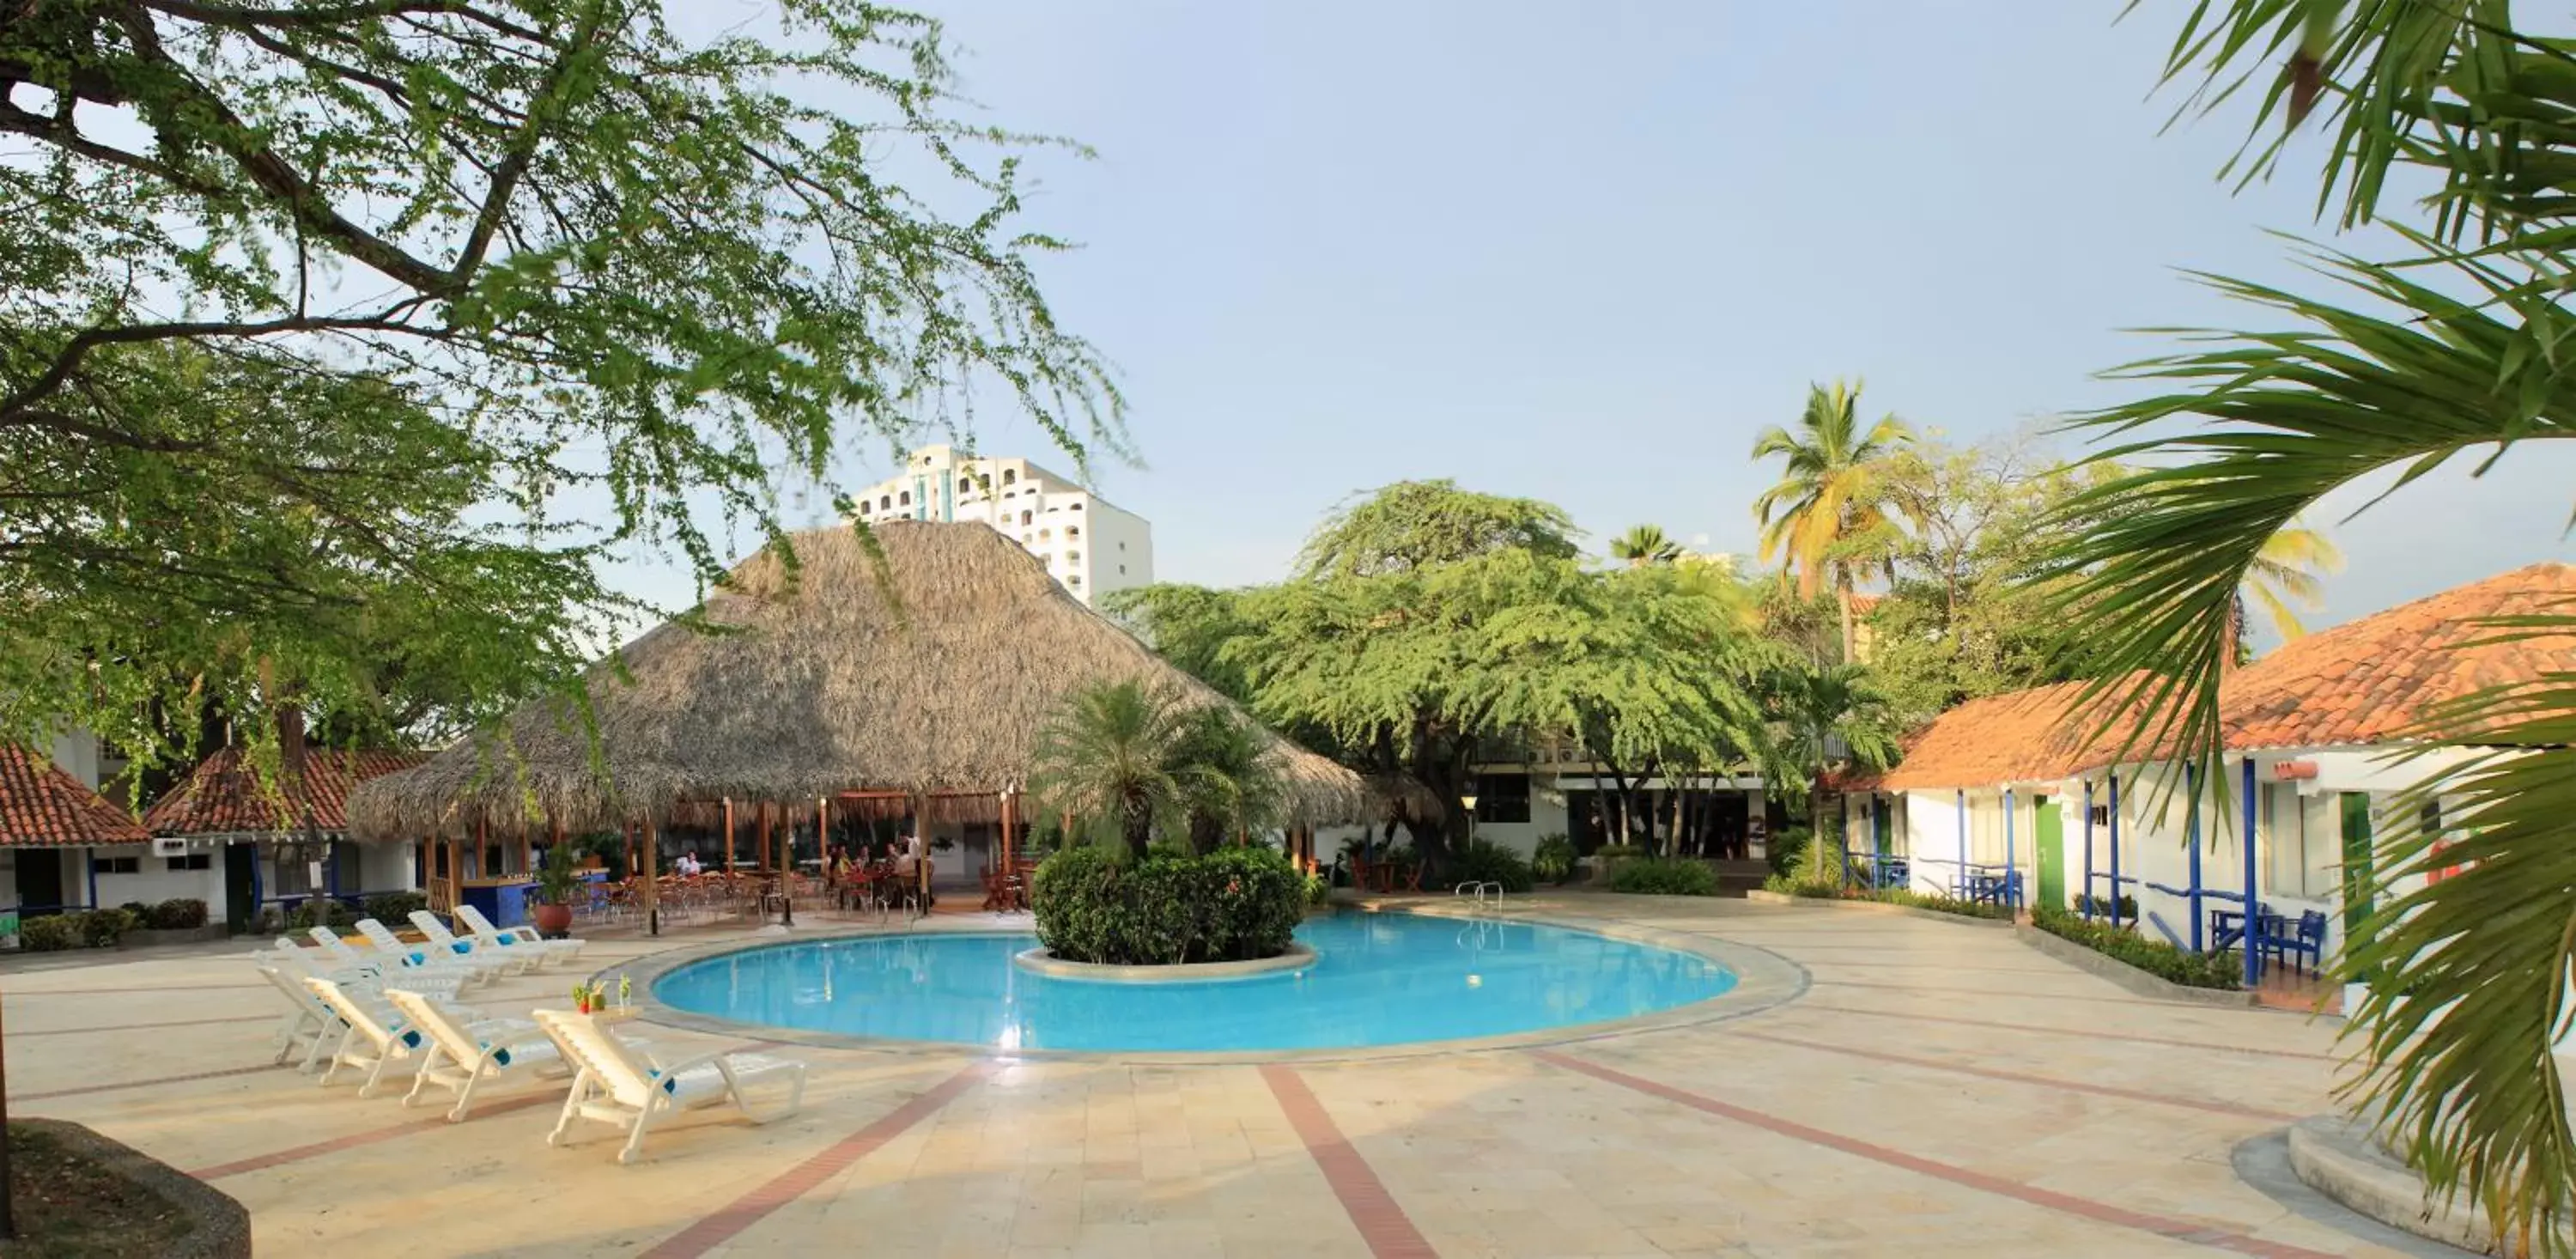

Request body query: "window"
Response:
[1021, 532, 1033, 543]
[1473, 774, 1532, 824]
[165, 853, 211, 872]
[1067, 575, 1082, 587]
[1066, 526, 1079, 538]
[1019, 510, 1033, 526]
[90, 855, 140, 875]
[855, 500, 870, 514]
[898, 490, 910, 506]
[1003, 469, 1017, 485]
[1066, 550, 1080, 563]
[1120, 564, 1127, 575]
[1118, 540, 1126, 550]
[878, 495, 891, 511]
[1072, 502, 1084, 511]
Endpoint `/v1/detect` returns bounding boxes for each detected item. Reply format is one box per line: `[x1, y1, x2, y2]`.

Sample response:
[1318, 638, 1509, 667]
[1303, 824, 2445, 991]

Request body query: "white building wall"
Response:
[1899, 789, 1971, 896]
[87, 843, 228, 919]
[848, 445, 1155, 609]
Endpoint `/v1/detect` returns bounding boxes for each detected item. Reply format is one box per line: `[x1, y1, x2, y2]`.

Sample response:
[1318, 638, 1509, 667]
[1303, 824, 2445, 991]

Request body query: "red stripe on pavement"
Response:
[1532, 1050, 2335, 1259]
[1261, 1065, 1437, 1259]
[1724, 1028, 2302, 1122]
[640, 1060, 998, 1259]
[1795, 1002, 2336, 1061]
[192, 1092, 559, 1179]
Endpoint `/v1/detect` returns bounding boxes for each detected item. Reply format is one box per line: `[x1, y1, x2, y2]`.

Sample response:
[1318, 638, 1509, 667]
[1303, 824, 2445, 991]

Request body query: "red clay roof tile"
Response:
[142, 747, 427, 837]
[0, 746, 149, 847]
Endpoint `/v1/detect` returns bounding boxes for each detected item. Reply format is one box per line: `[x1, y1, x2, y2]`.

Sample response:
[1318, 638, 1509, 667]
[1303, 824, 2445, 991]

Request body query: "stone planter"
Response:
[2287, 1115, 2565, 1256]
[1743, 888, 2014, 928]
[2012, 923, 2257, 1007]
[13, 1118, 250, 1258]
[1013, 943, 1317, 982]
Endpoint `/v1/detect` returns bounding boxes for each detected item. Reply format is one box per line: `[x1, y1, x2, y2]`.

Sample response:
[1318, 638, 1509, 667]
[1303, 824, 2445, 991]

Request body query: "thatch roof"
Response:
[346, 521, 1371, 838]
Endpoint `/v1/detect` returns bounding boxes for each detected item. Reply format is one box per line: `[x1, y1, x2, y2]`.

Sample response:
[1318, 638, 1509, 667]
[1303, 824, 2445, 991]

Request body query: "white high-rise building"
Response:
[849, 445, 1154, 606]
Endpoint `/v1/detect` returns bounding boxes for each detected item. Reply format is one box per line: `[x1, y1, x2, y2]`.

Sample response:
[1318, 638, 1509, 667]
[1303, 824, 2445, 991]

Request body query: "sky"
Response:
[641, 0, 2575, 635]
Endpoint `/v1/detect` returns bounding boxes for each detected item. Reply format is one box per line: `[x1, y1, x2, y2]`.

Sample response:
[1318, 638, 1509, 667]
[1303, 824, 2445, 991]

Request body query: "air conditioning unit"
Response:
[152, 837, 189, 858]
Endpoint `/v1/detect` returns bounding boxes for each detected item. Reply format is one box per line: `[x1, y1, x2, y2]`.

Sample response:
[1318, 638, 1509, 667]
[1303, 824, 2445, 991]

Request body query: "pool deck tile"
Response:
[0, 895, 2419, 1257]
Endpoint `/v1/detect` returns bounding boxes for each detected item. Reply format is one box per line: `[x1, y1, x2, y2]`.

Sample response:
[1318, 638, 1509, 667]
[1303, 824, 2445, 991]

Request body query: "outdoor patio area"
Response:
[4, 895, 2417, 1258]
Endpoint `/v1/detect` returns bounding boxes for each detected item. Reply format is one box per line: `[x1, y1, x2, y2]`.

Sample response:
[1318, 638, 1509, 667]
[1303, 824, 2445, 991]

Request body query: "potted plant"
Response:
[532, 842, 580, 939]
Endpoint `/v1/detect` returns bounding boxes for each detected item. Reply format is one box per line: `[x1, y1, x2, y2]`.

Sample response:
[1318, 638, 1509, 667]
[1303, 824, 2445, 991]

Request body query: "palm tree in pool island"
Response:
[1751, 380, 1916, 663]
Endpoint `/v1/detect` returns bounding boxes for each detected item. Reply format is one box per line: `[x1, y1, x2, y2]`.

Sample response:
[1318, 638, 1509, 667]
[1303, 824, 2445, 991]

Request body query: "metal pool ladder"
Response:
[1453, 880, 1504, 911]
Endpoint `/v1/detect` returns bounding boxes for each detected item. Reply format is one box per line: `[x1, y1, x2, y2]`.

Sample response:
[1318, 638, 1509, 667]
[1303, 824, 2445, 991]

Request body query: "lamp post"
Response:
[1460, 789, 1479, 857]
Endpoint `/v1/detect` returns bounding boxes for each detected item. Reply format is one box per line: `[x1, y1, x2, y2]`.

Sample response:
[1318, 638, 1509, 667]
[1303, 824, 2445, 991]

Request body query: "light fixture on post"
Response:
[1460, 787, 1479, 853]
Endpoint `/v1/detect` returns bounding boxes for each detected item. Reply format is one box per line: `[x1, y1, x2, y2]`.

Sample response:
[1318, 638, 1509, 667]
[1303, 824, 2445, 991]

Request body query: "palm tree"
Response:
[2234, 521, 2345, 659]
[1027, 679, 1189, 860]
[1172, 706, 1289, 853]
[1751, 380, 1915, 665]
[2046, 2, 2576, 1243]
[1767, 664, 1900, 886]
[1610, 524, 1683, 568]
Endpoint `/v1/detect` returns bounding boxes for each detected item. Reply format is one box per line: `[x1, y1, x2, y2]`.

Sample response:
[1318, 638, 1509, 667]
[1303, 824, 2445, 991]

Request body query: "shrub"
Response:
[2032, 905, 2241, 989]
[1145, 837, 1191, 861]
[17, 915, 82, 952]
[1593, 842, 1643, 863]
[1531, 834, 1577, 884]
[1765, 827, 1813, 879]
[1609, 857, 1719, 897]
[79, 908, 136, 947]
[143, 898, 208, 929]
[284, 899, 359, 933]
[1449, 839, 1534, 894]
[2072, 894, 2138, 920]
[1304, 873, 1330, 907]
[1759, 875, 2008, 920]
[118, 901, 150, 917]
[363, 892, 428, 924]
[1032, 844, 1306, 965]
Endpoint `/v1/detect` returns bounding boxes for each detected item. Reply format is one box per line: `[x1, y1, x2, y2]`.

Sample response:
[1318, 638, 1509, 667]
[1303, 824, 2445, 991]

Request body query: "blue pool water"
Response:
[651, 912, 1737, 1052]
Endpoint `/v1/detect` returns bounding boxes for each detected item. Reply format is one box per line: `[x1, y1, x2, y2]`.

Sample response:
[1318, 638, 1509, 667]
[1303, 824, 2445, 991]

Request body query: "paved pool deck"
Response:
[1, 893, 2409, 1258]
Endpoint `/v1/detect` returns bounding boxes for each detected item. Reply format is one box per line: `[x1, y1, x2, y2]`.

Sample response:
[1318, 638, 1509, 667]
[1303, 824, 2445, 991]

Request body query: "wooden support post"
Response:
[722, 798, 736, 875]
[641, 817, 660, 936]
[1000, 791, 1018, 870]
[759, 802, 774, 875]
[448, 838, 464, 912]
[916, 794, 931, 907]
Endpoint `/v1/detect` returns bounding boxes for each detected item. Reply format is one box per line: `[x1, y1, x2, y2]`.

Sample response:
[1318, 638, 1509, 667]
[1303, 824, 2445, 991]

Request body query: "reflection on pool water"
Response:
[651, 911, 1738, 1052]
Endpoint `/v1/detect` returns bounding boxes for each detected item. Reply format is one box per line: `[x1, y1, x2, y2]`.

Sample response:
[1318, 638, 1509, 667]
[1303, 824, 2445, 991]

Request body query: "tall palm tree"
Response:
[2046, 2, 2576, 1243]
[1027, 679, 1189, 860]
[1751, 380, 1916, 664]
[1767, 664, 1900, 885]
[1610, 524, 1683, 568]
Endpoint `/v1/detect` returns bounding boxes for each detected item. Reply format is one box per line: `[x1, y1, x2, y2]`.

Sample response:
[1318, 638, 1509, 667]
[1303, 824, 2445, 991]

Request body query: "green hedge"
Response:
[142, 898, 207, 930]
[2032, 904, 2242, 989]
[17, 909, 136, 952]
[1449, 839, 1534, 893]
[1759, 876, 2008, 920]
[363, 892, 428, 925]
[1607, 857, 1719, 897]
[2072, 894, 2138, 920]
[1032, 845, 1306, 965]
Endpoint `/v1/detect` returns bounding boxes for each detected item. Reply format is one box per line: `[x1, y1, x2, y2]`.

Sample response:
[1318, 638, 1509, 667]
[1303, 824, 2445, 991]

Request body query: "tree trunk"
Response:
[1837, 580, 1858, 665]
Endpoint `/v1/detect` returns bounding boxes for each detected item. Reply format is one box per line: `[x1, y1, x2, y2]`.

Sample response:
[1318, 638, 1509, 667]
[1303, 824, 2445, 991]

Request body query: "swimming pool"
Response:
[650, 911, 1738, 1053]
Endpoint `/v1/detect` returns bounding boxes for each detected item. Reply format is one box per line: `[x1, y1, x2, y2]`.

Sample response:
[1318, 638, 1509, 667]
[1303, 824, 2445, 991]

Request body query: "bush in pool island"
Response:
[2031, 905, 2240, 989]
[1031, 845, 1307, 965]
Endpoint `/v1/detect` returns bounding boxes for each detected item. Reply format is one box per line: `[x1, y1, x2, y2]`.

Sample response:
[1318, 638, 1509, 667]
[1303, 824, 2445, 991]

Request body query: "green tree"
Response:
[1609, 524, 1683, 568]
[0, 1, 1116, 776]
[1027, 681, 1191, 861]
[1752, 380, 1916, 664]
[1765, 664, 1900, 883]
[2046, 3, 2576, 1245]
[1297, 480, 1579, 578]
[1172, 707, 1289, 854]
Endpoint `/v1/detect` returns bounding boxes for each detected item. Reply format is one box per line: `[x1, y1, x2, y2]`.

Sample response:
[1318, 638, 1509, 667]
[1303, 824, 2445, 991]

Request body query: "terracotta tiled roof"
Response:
[2219, 561, 2576, 751]
[1856, 674, 2178, 792]
[143, 746, 428, 837]
[0, 745, 149, 848]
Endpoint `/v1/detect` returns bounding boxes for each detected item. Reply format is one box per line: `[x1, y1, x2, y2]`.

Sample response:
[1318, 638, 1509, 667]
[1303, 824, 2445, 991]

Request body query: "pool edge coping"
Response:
[590, 903, 1810, 1066]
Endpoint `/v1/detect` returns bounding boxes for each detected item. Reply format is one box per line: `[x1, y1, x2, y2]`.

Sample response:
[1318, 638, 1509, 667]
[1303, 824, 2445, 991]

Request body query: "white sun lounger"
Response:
[406, 910, 540, 976]
[302, 976, 436, 1097]
[257, 964, 342, 1071]
[384, 988, 570, 1121]
[303, 926, 376, 970]
[455, 903, 584, 968]
[354, 917, 512, 982]
[532, 1009, 805, 1165]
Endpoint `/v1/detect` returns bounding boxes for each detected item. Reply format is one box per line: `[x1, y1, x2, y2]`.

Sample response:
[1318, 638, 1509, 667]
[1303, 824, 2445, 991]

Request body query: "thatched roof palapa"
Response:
[346, 522, 1371, 839]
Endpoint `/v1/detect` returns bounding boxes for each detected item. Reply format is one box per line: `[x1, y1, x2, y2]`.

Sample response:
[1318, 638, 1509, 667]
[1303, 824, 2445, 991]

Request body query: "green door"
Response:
[2340, 792, 2374, 950]
[2032, 794, 2064, 909]
[1872, 798, 1892, 858]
